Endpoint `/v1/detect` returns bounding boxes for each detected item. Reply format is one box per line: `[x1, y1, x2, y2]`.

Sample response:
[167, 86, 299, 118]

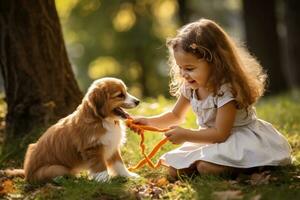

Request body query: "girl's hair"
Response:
[167, 18, 267, 108]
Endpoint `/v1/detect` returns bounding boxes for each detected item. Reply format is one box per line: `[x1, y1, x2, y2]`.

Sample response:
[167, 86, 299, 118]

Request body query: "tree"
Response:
[242, 0, 288, 94]
[177, 0, 189, 25]
[67, 1, 168, 97]
[284, 0, 300, 89]
[0, 0, 83, 138]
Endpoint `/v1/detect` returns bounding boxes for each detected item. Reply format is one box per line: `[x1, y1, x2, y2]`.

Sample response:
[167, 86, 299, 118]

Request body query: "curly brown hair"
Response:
[167, 18, 267, 109]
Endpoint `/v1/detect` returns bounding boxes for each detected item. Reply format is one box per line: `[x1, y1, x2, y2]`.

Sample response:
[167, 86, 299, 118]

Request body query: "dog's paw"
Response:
[90, 171, 110, 182]
[129, 172, 140, 178]
[113, 169, 140, 179]
[123, 171, 140, 179]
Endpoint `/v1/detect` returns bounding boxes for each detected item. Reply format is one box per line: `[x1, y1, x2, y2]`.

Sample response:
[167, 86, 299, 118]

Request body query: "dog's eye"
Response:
[117, 93, 125, 98]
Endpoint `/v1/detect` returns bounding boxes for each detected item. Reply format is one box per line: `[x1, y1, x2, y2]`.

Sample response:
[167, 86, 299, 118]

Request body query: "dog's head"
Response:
[85, 77, 140, 119]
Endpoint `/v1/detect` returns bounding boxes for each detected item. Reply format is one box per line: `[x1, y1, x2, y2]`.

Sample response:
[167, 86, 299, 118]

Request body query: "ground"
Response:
[0, 92, 300, 199]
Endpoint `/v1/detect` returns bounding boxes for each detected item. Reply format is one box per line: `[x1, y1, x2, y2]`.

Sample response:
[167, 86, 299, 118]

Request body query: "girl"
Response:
[130, 18, 292, 177]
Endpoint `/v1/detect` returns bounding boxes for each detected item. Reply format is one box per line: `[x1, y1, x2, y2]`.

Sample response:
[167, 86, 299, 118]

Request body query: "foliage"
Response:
[1, 92, 300, 199]
[56, 0, 177, 97]
[55, 0, 243, 97]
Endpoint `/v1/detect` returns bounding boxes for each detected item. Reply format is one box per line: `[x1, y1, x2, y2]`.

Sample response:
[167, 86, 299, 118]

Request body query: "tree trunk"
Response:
[284, 0, 300, 89]
[0, 0, 83, 138]
[242, 0, 288, 94]
[178, 0, 189, 25]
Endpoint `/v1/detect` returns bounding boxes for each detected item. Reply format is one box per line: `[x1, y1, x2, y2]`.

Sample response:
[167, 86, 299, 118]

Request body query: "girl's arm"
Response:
[133, 94, 190, 129]
[165, 101, 236, 144]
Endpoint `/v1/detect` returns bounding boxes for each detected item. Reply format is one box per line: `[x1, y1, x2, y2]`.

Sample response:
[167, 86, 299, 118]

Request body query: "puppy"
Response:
[22, 77, 139, 182]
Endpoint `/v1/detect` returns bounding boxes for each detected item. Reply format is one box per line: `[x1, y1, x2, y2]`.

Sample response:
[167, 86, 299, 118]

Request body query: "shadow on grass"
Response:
[0, 128, 137, 199]
[185, 165, 300, 200]
[0, 126, 45, 169]
[6, 175, 136, 200]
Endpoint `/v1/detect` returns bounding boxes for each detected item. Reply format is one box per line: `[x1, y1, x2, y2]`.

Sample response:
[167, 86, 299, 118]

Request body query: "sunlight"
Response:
[0, 97, 7, 119]
[82, 0, 101, 13]
[128, 85, 142, 99]
[88, 56, 121, 79]
[113, 3, 136, 32]
[152, 0, 177, 20]
[55, 0, 79, 20]
[128, 62, 142, 80]
[153, 24, 178, 39]
[64, 30, 79, 44]
[152, 0, 178, 39]
[226, 0, 241, 10]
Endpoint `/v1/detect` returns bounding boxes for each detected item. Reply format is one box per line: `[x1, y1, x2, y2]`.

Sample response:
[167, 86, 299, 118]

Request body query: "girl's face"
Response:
[174, 49, 211, 89]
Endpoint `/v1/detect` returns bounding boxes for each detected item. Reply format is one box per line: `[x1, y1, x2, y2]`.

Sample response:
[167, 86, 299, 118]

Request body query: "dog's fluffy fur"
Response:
[17, 77, 139, 182]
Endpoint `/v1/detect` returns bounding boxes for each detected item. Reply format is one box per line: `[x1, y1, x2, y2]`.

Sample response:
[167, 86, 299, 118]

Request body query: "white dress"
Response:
[160, 84, 292, 169]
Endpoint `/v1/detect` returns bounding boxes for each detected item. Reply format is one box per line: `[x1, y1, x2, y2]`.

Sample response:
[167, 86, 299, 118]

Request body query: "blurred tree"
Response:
[0, 0, 82, 138]
[187, 0, 242, 32]
[242, 0, 288, 94]
[58, 0, 245, 97]
[177, 0, 189, 25]
[61, 0, 178, 97]
[284, 0, 300, 89]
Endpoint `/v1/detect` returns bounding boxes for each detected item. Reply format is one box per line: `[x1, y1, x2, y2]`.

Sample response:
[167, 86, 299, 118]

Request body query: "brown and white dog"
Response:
[21, 77, 139, 182]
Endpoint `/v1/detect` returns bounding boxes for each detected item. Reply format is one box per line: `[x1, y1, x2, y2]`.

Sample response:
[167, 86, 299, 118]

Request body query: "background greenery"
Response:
[56, 0, 243, 97]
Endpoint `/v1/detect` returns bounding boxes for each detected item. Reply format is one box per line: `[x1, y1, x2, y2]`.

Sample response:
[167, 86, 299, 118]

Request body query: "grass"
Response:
[1, 91, 300, 199]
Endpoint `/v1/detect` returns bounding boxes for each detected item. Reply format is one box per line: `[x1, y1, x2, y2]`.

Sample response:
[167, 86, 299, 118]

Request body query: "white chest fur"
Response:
[100, 118, 126, 159]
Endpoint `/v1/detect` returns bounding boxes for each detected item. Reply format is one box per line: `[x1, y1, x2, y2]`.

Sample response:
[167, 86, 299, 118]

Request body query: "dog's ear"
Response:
[88, 85, 110, 118]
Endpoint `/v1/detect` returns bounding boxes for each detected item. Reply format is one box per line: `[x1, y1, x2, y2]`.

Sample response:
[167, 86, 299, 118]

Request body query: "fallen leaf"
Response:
[249, 171, 271, 185]
[251, 194, 261, 200]
[28, 183, 63, 199]
[213, 190, 243, 200]
[133, 181, 164, 200]
[0, 179, 15, 195]
[156, 177, 169, 187]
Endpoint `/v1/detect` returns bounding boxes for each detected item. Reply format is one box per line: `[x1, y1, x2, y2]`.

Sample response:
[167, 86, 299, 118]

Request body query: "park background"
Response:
[0, 0, 299, 199]
[55, 0, 299, 97]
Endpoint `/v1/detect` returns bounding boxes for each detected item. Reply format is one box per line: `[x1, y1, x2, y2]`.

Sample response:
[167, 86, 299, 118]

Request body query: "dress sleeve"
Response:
[216, 84, 235, 108]
[180, 84, 192, 100]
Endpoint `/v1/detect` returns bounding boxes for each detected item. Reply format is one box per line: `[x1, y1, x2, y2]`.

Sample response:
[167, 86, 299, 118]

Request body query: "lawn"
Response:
[0, 92, 300, 200]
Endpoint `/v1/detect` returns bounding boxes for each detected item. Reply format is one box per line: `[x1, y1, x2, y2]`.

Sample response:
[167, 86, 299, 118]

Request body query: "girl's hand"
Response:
[164, 126, 188, 144]
[132, 117, 150, 125]
[127, 117, 149, 133]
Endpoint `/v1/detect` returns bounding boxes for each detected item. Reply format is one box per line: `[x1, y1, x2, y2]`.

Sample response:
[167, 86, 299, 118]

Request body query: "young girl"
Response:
[131, 18, 292, 177]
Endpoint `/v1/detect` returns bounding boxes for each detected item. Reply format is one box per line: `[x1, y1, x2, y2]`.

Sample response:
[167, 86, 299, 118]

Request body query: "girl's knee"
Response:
[196, 161, 229, 175]
[196, 161, 210, 174]
[168, 166, 178, 178]
[168, 165, 196, 178]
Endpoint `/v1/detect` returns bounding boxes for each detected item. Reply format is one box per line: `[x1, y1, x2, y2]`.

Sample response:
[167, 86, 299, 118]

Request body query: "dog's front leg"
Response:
[82, 145, 109, 182]
[107, 150, 139, 178]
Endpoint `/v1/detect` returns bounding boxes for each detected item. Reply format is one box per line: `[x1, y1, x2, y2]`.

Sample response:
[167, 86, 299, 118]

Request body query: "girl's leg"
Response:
[196, 161, 235, 175]
[168, 163, 197, 179]
[168, 161, 247, 179]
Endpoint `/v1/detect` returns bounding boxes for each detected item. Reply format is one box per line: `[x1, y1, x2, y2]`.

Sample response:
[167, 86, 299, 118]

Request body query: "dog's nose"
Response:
[134, 99, 140, 106]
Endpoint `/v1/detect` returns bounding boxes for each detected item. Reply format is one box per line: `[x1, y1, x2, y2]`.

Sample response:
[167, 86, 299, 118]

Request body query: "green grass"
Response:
[1, 92, 300, 199]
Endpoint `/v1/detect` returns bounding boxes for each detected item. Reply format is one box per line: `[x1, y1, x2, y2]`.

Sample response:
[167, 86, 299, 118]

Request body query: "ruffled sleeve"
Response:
[180, 84, 193, 100]
[215, 84, 235, 108]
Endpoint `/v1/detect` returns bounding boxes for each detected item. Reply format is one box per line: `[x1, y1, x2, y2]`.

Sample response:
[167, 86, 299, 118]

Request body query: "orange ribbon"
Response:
[125, 118, 170, 170]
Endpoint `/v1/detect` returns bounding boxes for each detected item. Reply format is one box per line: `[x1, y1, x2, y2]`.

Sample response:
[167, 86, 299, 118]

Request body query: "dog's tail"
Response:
[0, 169, 25, 178]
